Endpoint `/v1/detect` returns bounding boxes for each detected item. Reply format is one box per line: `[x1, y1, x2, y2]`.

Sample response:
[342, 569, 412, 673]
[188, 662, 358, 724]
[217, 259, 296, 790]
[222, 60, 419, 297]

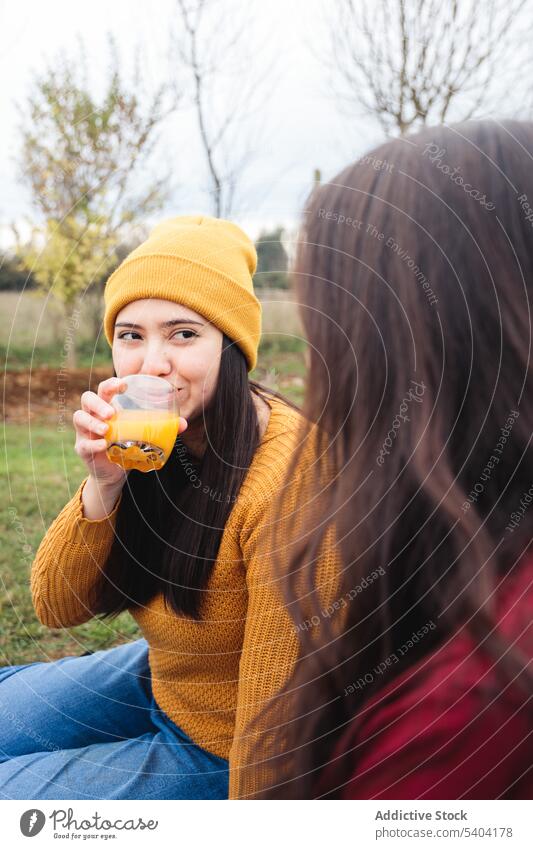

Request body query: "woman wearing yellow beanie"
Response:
[0, 216, 317, 800]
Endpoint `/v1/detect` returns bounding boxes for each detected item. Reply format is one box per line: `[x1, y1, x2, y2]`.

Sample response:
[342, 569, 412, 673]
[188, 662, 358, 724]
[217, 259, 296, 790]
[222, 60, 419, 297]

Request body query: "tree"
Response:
[171, 0, 271, 217]
[0, 252, 36, 291]
[254, 227, 289, 290]
[15, 36, 177, 366]
[325, 0, 532, 137]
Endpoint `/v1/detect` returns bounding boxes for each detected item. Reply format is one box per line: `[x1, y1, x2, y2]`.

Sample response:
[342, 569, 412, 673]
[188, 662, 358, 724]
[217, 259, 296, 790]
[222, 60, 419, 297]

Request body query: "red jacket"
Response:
[318, 561, 533, 799]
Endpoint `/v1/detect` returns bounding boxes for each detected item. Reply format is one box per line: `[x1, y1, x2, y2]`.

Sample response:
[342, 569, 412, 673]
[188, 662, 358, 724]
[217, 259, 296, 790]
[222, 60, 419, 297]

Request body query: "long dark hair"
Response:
[252, 120, 533, 797]
[90, 334, 293, 620]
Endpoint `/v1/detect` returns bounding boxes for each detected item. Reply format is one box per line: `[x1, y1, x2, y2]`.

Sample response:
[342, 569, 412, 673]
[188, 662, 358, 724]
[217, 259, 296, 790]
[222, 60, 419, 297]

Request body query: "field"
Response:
[0, 287, 303, 369]
[0, 290, 306, 665]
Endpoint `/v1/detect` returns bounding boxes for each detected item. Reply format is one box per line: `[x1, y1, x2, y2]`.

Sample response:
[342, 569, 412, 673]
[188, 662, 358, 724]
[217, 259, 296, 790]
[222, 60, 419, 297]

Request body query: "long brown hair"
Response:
[90, 335, 297, 619]
[255, 120, 533, 797]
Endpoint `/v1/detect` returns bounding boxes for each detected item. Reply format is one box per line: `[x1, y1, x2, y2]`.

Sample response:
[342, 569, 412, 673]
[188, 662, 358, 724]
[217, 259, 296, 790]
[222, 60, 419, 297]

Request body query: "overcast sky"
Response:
[0, 0, 385, 246]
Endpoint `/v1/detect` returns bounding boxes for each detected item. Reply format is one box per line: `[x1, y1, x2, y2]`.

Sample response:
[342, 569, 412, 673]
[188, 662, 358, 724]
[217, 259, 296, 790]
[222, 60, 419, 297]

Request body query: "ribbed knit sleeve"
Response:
[31, 478, 122, 629]
[227, 415, 341, 799]
[227, 497, 300, 799]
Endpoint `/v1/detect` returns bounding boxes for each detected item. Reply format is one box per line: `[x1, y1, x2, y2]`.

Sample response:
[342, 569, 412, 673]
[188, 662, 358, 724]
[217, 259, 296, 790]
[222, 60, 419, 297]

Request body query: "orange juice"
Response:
[106, 409, 180, 472]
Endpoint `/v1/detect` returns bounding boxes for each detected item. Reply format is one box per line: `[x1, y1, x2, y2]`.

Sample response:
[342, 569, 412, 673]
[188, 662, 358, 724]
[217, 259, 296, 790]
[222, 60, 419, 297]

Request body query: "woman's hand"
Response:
[73, 377, 130, 488]
[74, 376, 188, 520]
[73, 376, 189, 490]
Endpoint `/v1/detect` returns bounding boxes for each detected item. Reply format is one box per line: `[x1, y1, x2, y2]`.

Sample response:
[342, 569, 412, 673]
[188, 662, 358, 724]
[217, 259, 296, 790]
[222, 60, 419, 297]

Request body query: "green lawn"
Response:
[0, 335, 307, 665]
[0, 424, 142, 665]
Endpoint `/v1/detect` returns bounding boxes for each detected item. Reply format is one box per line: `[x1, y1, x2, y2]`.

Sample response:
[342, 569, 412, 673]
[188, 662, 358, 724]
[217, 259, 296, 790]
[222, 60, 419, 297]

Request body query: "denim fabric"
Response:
[0, 638, 229, 800]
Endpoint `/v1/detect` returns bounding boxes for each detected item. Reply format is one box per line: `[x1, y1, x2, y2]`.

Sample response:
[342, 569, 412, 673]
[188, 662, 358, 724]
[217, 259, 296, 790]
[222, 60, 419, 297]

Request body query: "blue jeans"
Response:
[0, 638, 228, 800]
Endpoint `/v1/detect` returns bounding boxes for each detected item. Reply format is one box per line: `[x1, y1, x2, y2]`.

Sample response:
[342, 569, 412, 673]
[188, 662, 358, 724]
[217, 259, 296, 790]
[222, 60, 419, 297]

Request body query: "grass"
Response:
[0, 290, 99, 349]
[0, 424, 141, 665]
[0, 288, 303, 342]
[0, 340, 113, 371]
[1, 335, 306, 373]
[0, 288, 305, 372]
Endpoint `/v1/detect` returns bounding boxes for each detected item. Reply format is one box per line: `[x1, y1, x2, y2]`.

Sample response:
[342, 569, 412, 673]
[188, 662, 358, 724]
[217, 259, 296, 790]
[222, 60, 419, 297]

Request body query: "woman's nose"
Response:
[141, 346, 172, 377]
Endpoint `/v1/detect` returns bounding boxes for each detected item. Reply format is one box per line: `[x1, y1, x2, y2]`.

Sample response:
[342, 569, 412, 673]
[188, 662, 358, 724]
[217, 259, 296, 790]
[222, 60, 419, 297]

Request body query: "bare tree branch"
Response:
[324, 0, 533, 137]
[170, 0, 275, 216]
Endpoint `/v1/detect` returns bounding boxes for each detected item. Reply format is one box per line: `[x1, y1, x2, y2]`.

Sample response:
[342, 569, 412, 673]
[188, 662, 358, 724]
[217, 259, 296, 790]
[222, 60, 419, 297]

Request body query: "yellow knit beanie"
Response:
[103, 215, 261, 371]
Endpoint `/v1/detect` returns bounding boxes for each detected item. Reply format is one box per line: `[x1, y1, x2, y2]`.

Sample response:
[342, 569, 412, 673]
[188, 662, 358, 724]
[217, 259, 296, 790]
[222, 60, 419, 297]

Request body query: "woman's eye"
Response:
[117, 330, 197, 341]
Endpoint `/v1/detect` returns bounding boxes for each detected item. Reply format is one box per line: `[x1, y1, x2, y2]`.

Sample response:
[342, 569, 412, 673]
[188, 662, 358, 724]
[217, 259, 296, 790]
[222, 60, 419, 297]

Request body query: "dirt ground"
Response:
[2, 358, 306, 425]
[2, 367, 112, 424]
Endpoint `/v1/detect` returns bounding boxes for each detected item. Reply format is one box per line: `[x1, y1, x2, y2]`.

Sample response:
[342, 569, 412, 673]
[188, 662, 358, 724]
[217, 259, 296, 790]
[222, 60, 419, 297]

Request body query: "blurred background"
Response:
[2, 0, 532, 663]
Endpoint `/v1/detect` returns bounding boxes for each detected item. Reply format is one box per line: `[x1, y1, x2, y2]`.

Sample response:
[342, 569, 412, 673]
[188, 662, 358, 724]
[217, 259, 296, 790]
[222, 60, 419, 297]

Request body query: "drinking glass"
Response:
[105, 374, 180, 473]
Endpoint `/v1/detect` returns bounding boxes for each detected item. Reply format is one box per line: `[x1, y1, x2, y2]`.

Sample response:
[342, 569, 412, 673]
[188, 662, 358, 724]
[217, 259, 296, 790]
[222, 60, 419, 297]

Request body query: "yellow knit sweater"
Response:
[31, 395, 335, 799]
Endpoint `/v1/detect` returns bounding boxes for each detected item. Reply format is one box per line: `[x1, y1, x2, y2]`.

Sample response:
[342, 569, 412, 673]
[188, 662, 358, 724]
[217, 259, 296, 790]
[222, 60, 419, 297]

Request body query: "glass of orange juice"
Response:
[105, 374, 180, 473]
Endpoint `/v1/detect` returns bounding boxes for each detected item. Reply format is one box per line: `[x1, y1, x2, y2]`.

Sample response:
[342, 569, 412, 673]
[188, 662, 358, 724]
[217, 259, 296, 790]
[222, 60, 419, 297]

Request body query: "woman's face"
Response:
[112, 298, 223, 422]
